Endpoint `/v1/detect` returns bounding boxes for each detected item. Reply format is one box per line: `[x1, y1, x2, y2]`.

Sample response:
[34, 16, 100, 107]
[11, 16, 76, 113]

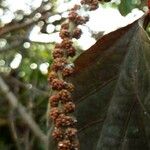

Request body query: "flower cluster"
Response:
[48, 1, 100, 150]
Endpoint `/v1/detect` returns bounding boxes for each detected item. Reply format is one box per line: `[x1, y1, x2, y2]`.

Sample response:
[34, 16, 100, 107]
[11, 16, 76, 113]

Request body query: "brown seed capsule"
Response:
[80, 0, 86, 5]
[66, 46, 76, 57]
[61, 22, 69, 30]
[50, 107, 61, 121]
[62, 65, 74, 77]
[61, 38, 73, 49]
[65, 127, 77, 138]
[51, 58, 67, 71]
[75, 15, 86, 25]
[64, 102, 75, 113]
[49, 94, 60, 107]
[64, 83, 74, 92]
[51, 79, 65, 90]
[72, 28, 82, 39]
[60, 29, 70, 39]
[71, 4, 81, 11]
[53, 48, 64, 59]
[68, 11, 78, 21]
[58, 140, 72, 150]
[48, 71, 57, 84]
[55, 114, 76, 127]
[55, 43, 62, 49]
[58, 90, 72, 103]
[52, 127, 64, 141]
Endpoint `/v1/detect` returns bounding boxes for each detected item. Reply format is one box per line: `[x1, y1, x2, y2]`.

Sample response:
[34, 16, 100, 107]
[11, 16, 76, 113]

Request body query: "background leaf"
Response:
[119, 0, 147, 16]
[66, 15, 150, 150]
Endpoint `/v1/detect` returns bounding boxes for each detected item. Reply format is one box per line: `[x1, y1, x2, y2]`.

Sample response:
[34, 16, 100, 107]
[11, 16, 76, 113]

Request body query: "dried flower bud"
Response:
[59, 90, 72, 103]
[51, 58, 67, 71]
[50, 107, 61, 121]
[53, 48, 64, 59]
[60, 29, 70, 39]
[48, 71, 57, 84]
[52, 127, 64, 141]
[68, 11, 78, 21]
[61, 38, 73, 49]
[75, 15, 86, 25]
[61, 22, 69, 29]
[66, 46, 76, 57]
[71, 4, 81, 11]
[64, 102, 75, 113]
[58, 140, 72, 150]
[72, 28, 82, 39]
[80, 0, 86, 5]
[51, 79, 65, 90]
[65, 128, 77, 138]
[62, 65, 74, 77]
[65, 83, 75, 92]
[56, 114, 76, 127]
[55, 43, 62, 48]
[49, 94, 60, 107]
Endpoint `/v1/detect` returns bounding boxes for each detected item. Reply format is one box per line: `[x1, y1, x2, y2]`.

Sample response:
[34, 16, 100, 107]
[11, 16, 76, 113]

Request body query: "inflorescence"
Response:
[48, 1, 100, 150]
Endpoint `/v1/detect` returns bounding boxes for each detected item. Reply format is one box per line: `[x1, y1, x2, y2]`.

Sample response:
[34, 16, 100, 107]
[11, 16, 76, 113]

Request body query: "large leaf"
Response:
[119, 0, 147, 16]
[49, 14, 150, 150]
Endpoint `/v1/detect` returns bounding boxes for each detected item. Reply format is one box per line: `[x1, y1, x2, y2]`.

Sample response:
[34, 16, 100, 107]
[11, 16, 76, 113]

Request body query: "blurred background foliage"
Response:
[0, 0, 149, 149]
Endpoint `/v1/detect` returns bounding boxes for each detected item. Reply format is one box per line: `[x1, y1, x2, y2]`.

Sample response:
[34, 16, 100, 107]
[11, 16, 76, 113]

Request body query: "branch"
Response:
[0, 1, 51, 37]
[0, 76, 48, 145]
[0, 14, 47, 37]
[1, 74, 49, 96]
[9, 109, 22, 150]
[0, 39, 25, 53]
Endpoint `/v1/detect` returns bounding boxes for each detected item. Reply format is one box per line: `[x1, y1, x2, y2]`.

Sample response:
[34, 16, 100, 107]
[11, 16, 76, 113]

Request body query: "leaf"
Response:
[49, 14, 150, 149]
[119, 0, 147, 16]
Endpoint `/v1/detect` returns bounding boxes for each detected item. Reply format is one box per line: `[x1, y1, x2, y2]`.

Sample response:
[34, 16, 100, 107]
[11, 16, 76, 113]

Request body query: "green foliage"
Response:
[119, 0, 147, 15]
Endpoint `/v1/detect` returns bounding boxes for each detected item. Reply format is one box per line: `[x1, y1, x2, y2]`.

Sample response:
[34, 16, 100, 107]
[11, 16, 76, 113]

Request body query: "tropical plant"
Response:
[0, 0, 149, 150]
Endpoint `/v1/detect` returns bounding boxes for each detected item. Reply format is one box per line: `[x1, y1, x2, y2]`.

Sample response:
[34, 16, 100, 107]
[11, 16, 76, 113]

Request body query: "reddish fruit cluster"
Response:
[50, 107, 62, 121]
[48, 71, 57, 83]
[72, 28, 82, 39]
[55, 114, 76, 127]
[69, 11, 89, 25]
[60, 29, 70, 39]
[52, 48, 64, 59]
[58, 139, 79, 150]
[58, 140, 72, 150]
[64, 102, 75, 113]
[58, 90, 72, 103]
[52, 127, 64, 141]
[65, 128, 77, 138]
[51, 79, 66, 90]
[48, 1, 100, 150]
[51, 58, 67, 71]
[49, 94, 60, 107]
